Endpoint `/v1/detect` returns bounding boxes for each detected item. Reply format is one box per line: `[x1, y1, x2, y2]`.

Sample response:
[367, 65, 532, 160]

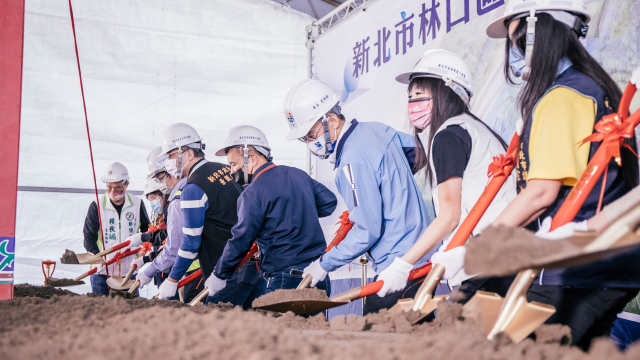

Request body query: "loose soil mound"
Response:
[465, 225, 584, 276]
[1, 285, 638, 359]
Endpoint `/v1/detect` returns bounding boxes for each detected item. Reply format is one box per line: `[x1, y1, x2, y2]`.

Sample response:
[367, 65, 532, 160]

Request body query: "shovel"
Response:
[106, 275, 137, 291]
[253, 262, 432, 316]
[466, 79, 640, 344]
[298, 210, 354, 289]
[61, 239, 131, 264]
[391, 133, 520, 322]
[74, 246, 141, 281]
[178, 243, 258, 305]
[41, 260, 85, 287]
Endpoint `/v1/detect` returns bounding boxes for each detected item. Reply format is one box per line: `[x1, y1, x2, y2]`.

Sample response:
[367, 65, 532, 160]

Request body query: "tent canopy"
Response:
[269, 0, 345, 19]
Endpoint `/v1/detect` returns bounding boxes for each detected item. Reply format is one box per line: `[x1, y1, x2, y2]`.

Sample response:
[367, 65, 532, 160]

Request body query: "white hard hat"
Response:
[101, 162, 129, 183]
[161, 122, 205, 154]
[486, 0, 590, 38]
[396, 49, 473, 105]
[144, 178, 166, 196]
[146, 146, 166, 178]
[283, 79, 340, 140]
[214, 125, 271, 158]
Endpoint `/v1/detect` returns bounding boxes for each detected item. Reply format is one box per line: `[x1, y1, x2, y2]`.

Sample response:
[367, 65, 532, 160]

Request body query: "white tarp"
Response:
[310, 0, 640, 285]
[16, 0, 313, 293]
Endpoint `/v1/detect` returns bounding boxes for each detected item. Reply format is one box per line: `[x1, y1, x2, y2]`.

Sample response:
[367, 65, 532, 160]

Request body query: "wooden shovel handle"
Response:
[189, 287, 210, 306]
[297, 274, 312, 289]
[120, 263, 137, 287]
[128, 280, 140, 294]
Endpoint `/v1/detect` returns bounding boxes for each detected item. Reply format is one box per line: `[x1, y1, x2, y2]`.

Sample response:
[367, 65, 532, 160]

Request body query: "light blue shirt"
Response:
[320, 120, 429, 273]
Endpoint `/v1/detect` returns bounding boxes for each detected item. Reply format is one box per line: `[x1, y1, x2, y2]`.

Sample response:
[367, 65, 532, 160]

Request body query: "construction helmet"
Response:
[486, 0, 590, 39]
[283, 79, 341, 140]
[487, 0, 590, 79]
[146, 146, 166, 179]
[396, 49, 473, 105]
[144, 178, 167, 196]
[214, 125, 271, 159]
[161, 122, 205, 155]
[101, 162, 129, 183]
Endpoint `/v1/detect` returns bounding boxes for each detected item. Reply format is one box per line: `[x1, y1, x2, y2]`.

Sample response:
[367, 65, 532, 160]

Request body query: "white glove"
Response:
[631, 67, 640, 87]
[430, 246, 467, 280]
[377, 257, 413, 297]
[204, 273, 227, 297]
[127, 233, 143, 248]
[132, 256, 145, 270]
[157, 278, 178, 299]
[302, 259, 328, 287]
[136, 262, 154, 289]
[535, 216, 588, 240]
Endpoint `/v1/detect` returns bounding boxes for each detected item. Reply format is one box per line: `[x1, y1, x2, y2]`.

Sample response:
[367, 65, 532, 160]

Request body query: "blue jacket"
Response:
[214, 162, 337, 278]
[320, 120, 429, 273]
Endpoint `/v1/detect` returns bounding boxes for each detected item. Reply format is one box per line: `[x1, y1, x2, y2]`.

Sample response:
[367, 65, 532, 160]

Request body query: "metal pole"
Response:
[359, 255, 368, 314]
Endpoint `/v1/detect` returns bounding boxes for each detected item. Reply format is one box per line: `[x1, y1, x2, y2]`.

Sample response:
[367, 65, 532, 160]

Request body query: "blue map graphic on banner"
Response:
[0, 237, 15, 273]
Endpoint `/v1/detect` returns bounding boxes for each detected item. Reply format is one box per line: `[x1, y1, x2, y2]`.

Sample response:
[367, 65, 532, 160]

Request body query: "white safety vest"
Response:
[96, 192, 142, 276]
[429, 114, 517, 285]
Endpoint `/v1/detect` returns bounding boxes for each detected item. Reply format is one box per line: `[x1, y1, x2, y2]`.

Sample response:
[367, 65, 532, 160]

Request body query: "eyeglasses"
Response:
[154, 172, 167, 182]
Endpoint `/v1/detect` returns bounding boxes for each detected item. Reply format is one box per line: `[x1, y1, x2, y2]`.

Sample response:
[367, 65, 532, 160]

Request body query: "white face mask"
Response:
[149, 199, 163, 215]
[307, 133, 335, 159]
[164, 157, 181, 178]
[509, 45, 527, 80]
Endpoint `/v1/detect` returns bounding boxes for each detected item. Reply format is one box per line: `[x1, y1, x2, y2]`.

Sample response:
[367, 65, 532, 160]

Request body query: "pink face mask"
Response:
[408, 98, 433, 129]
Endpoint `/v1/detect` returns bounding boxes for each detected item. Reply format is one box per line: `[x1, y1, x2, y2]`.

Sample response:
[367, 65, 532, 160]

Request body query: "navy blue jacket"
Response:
[214, 162, 337, 278]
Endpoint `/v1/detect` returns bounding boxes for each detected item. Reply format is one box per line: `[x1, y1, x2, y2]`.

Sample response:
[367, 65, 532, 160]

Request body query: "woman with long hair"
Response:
[487, 0, 639, 349]
[377, 49, 516, 297]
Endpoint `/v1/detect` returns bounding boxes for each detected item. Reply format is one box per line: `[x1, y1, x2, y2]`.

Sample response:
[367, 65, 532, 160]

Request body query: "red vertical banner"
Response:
[0, 0, 25, 300]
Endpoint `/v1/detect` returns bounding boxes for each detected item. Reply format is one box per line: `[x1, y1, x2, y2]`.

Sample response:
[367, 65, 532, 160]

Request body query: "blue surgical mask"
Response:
[149, 199, 163, 215]
[509, 45, 526, 79]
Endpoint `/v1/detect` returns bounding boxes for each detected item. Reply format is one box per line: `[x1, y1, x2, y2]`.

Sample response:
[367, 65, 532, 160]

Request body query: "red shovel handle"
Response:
[178, 269, 202, 289]
[551, 82, 640, 230]
[110, 240, 131, 253]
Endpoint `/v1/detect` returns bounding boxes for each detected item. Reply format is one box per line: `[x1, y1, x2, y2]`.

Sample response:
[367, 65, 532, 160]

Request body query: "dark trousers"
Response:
[456, 275, 515, 304]
[527, 285, 638, 350]
[182, 268, 205, 304]
[206, 260, 261, 308]
[90, 274, 109, 296]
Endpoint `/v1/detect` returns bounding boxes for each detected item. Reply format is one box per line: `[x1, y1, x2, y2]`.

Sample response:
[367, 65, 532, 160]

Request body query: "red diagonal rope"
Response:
[68, 0, 106, 273]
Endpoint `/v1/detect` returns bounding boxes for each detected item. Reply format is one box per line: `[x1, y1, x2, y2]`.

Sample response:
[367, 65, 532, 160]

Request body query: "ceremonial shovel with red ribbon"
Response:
[390, 132, 520, 321]
[466, 73, 640, 344]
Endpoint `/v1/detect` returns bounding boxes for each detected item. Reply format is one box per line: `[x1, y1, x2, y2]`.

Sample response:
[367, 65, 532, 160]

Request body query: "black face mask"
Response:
[233, 170, 253, 187]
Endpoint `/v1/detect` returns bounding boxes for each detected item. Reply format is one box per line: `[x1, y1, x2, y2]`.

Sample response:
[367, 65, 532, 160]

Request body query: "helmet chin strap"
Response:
[523, 9, 537, 80]
[176, 148, 184, 180]
[321, 115, 335, 155]
[243, 145, 249, 185]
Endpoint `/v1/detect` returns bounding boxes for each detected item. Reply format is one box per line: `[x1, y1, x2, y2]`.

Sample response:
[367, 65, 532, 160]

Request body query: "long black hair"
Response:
[410, 77, 507, 183]
[506, 13, 638, 189]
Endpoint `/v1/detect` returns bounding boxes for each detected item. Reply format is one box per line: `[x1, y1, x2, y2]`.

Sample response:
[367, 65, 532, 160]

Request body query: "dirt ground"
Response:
[1, 284, 639, 360]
